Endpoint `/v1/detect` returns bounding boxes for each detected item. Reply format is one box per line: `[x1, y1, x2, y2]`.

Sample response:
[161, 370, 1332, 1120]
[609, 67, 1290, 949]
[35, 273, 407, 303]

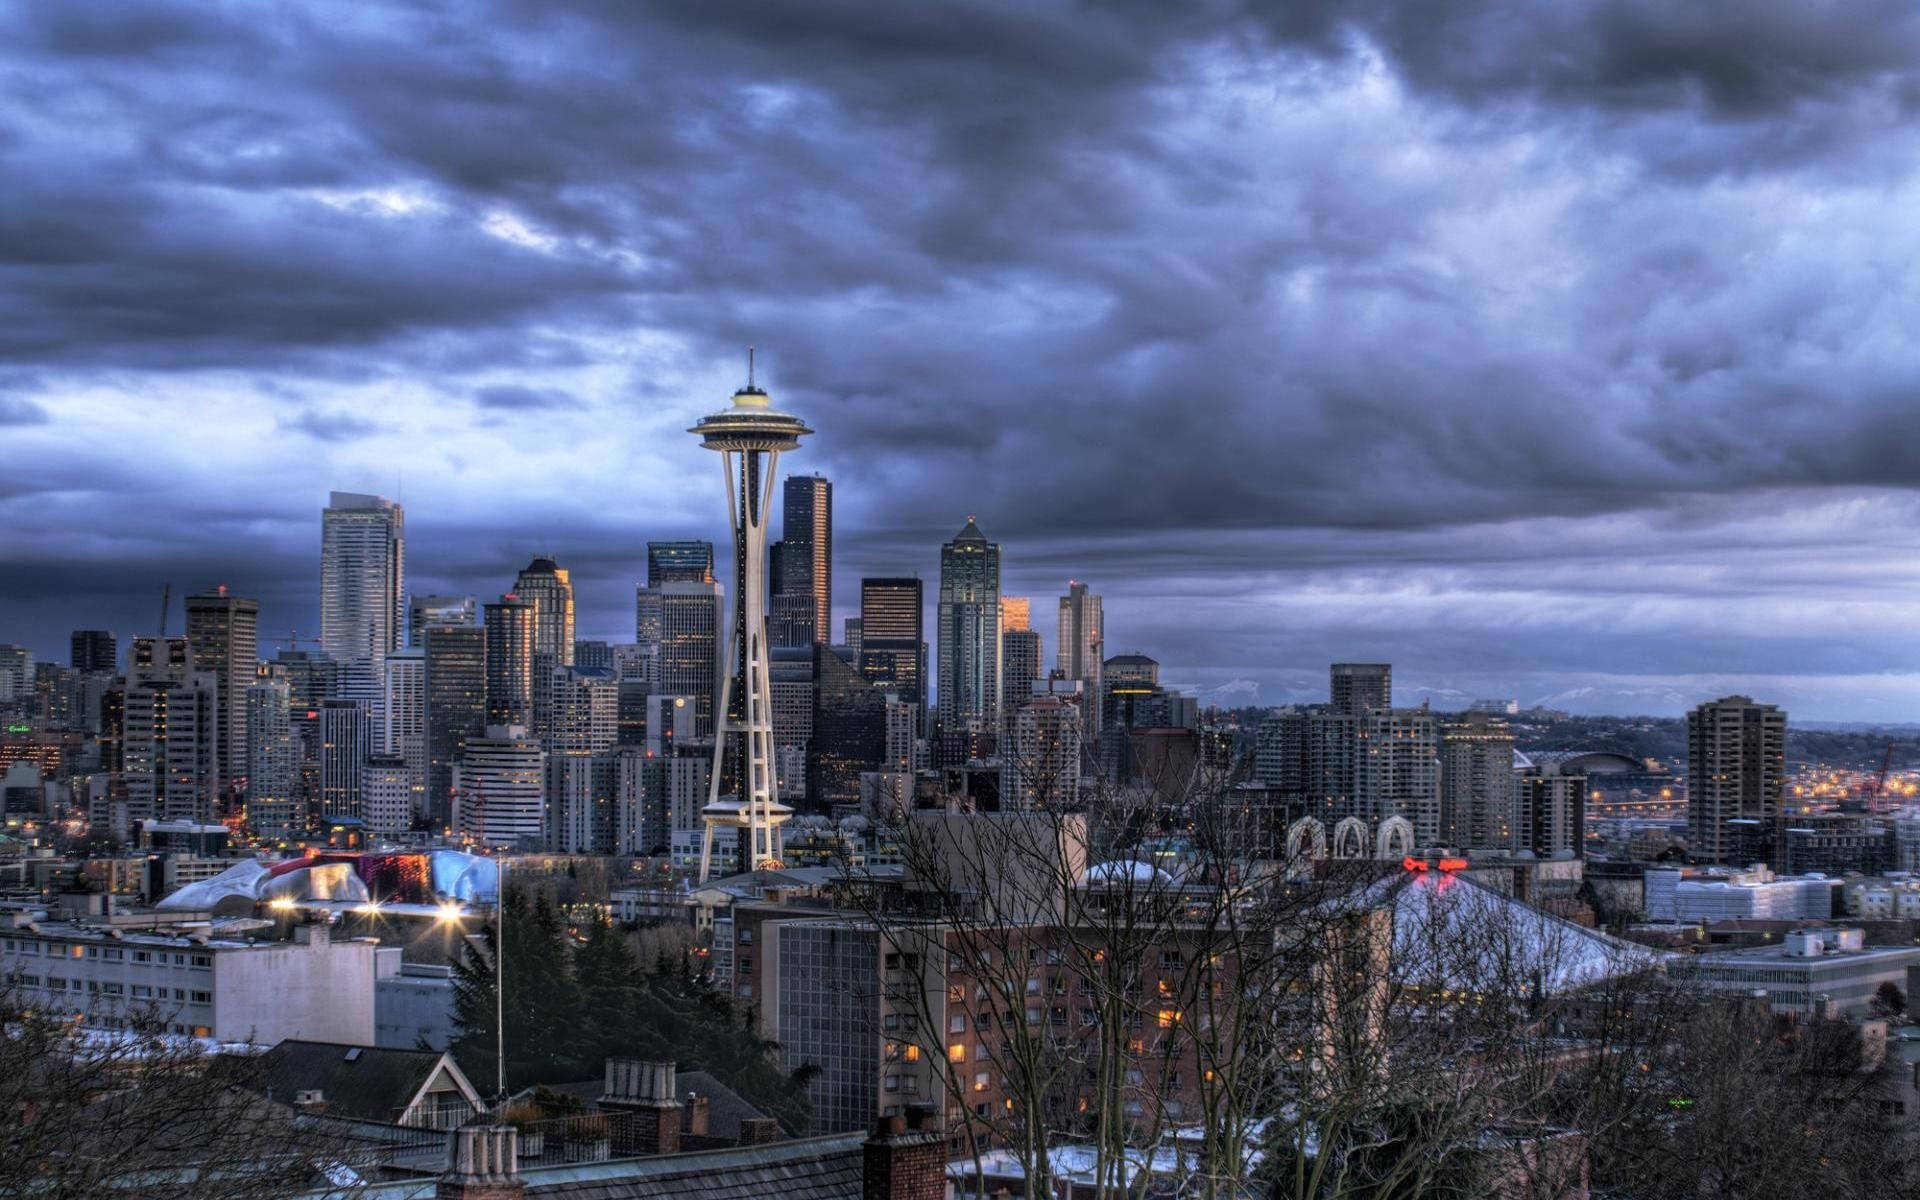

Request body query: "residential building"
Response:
[1330, 663, 1391, 717]
[1003, 696, 1082, 810]
[1687, 695, 1787, 867]
[1516, 759, 1585, 858]
[1438, 711, 1515, 851]
[363, 754, 413, 836]
[121, 636, 220, 829]
[999, 628, 1042, 721]
[183, 589, 259, 805]
[454, 724, 545, 847]
[1356, 706, 1440, 846]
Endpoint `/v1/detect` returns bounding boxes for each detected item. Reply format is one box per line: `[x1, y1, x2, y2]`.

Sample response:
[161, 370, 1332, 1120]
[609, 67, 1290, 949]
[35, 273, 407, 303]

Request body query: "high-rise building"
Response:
[363, 755, 413, 837]
[317, 699, 370, 820]
[1003, 696, 1082, 810]
[689, 369, 810, 881]
[1056, 582, 1103, 739]
[320, 491, 405, 678]
[70, 630, 118, 674]
[383, 648, 427, 823]
[1438, 711, 1515, 851]
[482, 594, 535, 729]
[423, 624, 486, 827]
[544, 666, 619, 755]
[1000, 596, 1030, 633]
[244, 677, 297, 839]
[121, 636, 219, 828]
[1330, 663, 1392, 717]
[768, 591, 816, 651]
[513, 557, 575, 669]
[858, 577, 924, 712]
[936, 517, 1001, 733]
[655, 581, 722, 738]
[1000, 628, 1043, 720]
[573, 640, 614, 671]
[1356, 706, 1439, 846]
[1687, 695, 1787, 867]
[184, 588, 259, 805]
[408, 595, 475, 647]
[0, 645, 32, 703]
[646, 540, 715, 587]
[778, 475, 832, 645]
[809, 646, 889, 810]
[454, 725, 545, 847]
[1516, 761, 1585, 859]
[843, 618, 863, 655]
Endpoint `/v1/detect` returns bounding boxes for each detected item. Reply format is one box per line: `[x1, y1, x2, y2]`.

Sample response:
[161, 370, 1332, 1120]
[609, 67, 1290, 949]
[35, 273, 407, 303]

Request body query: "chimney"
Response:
[599, 1059, 679, 1156]
[438, 1125, 522, 1200]
[738, 1116, 782, 1145]
[683, 1093, 710, 1138]
[863, 1106, 944, 1200]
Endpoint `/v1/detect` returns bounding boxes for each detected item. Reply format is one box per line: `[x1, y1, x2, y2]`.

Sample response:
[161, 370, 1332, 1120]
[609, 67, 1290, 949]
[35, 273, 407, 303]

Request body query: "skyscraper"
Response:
[423, 624, 486, 827]
[1687, 695, 1787, 867]
[646, 540, 715, 587]
[317, 698, 370, 820]
[320, 491, 405, 677]
[779, 475, 832, 645]
[843, 618, 863, 655]
[70, 630, 117, 674]
[455, 725, 544, 847]
[121, 636, 219, 827]
[1356, 706, 1439, 846]
[244, 677, 297, 838]
[656, 581, 722, 738]
[184, 588, 259, 804]
[1000, 628, 1042, 720]
[383, 648, 427, 822]
[483, 594, 535, 729]
[513, 557, 575, 669]
[1330, 663, 1392, 716]
[1056, 582, 1103, 738]
[858, 577, 924, 710]
[408, 594, 475, 647]
[936, 517, 1001, 733]
[1003, 696, 1082, 810]
[1438, 711, 1515, 851]
[1000, 596, 1030, 633]
[689, 367, 811, 881]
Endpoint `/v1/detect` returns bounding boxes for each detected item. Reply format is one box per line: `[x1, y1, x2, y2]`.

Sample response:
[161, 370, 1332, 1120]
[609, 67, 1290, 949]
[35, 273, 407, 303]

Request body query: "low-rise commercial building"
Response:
[1669, 928, 1920, 1017]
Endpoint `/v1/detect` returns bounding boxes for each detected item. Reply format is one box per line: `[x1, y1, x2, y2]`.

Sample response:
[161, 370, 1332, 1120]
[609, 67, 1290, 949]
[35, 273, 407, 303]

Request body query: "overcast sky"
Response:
[4, 1, 1920, 719]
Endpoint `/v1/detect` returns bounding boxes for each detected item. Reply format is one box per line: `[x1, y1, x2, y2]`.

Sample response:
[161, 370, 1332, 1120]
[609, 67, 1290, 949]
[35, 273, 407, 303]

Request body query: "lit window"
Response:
[948, 1044, 966, 1063]
[904, 1044, 920, 1062]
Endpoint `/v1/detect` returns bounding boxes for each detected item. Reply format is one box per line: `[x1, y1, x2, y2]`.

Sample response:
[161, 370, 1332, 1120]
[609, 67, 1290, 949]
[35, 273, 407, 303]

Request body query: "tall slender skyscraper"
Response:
[184, 588, 259, 804]
[689, 366, 811, 882]
[779, 475, 832, 645]
[320, 492, 405, 678]
[424, 624, 486, 827]
[383, 648, 427, 822]
[1687, 695, 1787, 867]
[483, 595, 535, 729]
[858, 577, 925, 711]
[937, 517, 1002, 733]
[646, 541, 715, 587]
[513, 557, 575, 669]
[1056, 582, 1103, 738]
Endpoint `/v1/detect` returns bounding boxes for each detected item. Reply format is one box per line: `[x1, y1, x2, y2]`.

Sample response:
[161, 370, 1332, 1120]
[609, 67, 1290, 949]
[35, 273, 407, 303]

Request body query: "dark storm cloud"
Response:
[2, 0, 1919, 715]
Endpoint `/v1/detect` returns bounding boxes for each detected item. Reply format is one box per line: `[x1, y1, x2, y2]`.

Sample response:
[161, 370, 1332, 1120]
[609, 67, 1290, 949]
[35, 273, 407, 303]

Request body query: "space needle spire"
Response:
[689, 352, 812, 883]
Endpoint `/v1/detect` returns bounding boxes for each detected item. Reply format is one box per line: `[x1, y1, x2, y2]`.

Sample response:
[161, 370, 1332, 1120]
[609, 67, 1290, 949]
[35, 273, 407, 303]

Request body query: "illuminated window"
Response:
[1157, 1009, 1182, 1028]
[905, 1044, 921, 1062]
[948, 1043, 966, 1063]
[973, 1072, 989, 1093]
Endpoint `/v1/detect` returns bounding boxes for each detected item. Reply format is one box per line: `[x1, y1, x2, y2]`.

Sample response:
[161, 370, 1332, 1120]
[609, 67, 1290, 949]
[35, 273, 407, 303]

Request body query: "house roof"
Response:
[519, 1070, 772, 1142]
[244, 1040, 478, 1123]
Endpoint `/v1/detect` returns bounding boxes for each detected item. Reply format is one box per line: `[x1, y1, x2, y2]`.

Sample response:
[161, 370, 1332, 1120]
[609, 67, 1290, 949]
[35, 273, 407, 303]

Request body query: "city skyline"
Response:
[6, 4, 1920, 719]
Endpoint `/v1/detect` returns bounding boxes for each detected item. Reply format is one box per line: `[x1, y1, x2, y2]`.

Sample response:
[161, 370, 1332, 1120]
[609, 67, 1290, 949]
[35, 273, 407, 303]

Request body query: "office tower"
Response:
[245, 677, 297, 838]
[1003, 696, 1082, 810]
[1687, 695, 1787, 867]
[809, 646, 890, 810]
[1438, 711, 1516, 850]
[70, 630, 117, 674]
[514, 556, 575, 669]
[0, 645, 33, 703]
[689, 370, 810, 883]
[646, 540, 715, 587]
[184, 588, 259, 804]
[1000, 595, 1030, 633]
[483, 594, 535, 729]
[1000, 628, 1042, 719]
[1056, 582, 1104, 739]
[574, 640, 613, 671]
[408, 594, 476, 646]
[634, 585, 664, 647]
[31, 663, 83, 729]
[363, 756, 412, 837]
[1356, 706, 1440, 846]
[122, 636, 220, 827]
[769, 647, 815, 788]
[843, 618, 862, 655]
[383, 648, 427, 820]
[454, 725, 545, 846]
[1330, 663, 1392, 716]
[423, 624, 487, 827]
[320, 491, 405, 678]
[779, 474, 832, 644]
[1517, 761, 1585, 858]
[544, 666, 619, 754]
[317, 699, 370, 820]
[936, 517, 1002, 732]
[858, 577, 925, 710]
[769, 591, 816, 650]
[655, 581, 722, 738]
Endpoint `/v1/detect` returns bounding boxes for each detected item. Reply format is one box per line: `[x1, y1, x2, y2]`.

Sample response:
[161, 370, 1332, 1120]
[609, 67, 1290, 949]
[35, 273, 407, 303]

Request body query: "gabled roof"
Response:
[245, 1040, 480, 1123]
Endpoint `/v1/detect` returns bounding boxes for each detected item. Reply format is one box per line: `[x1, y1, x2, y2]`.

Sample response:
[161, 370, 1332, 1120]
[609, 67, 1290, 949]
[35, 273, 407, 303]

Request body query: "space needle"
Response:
[691, 353, 812, 883]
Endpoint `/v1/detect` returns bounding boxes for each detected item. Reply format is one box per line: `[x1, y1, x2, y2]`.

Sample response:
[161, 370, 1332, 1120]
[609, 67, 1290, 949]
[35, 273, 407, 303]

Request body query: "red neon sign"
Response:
[1402, 857, 1427, 872]
[1437, 858, 1469, 872]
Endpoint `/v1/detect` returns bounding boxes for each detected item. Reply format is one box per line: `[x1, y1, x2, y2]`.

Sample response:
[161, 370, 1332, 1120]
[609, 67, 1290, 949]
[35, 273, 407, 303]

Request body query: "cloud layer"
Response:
[3, 0, 1919, 718]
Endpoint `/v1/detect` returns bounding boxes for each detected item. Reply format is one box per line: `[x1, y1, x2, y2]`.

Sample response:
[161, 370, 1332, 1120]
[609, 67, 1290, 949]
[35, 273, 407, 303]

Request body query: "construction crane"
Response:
[272, 629, 324, 650]
[156, 582, 171, 637]
[1869, 742, 1896, 814]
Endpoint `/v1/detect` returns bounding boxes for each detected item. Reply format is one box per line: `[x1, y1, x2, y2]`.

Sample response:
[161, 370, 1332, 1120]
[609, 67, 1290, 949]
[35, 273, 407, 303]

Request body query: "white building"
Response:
[1645, 865, 1833, 923]
[383, 648, 428, 816]
[320, 491, 405, 686]
[454, 725, 544, 847]
[363, 756, 413, 837]
[0, 910, 377, 1045]
[1841, 877, 1920, 920]
[1669, 928, 1920, 1016]
[1003, 696, 1082, 810]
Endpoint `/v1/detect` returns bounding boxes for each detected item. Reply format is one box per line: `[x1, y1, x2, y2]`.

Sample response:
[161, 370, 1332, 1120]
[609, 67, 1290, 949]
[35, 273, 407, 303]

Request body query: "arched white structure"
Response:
[1375, 816, 1416, 860]
[1332, 817, 1369, 860]
[1285, 817, 1327, 863]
